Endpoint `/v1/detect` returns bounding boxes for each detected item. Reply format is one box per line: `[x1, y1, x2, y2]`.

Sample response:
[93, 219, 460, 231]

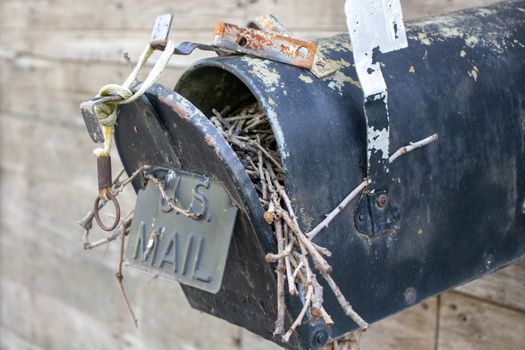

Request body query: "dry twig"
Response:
[205, 102, 438, 341]
[116, 217, 139, 327]
[79, 165, 152, 328]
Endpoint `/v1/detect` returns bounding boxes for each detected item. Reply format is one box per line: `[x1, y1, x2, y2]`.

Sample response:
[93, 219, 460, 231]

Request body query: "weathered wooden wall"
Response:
[2, 1, 523, 349]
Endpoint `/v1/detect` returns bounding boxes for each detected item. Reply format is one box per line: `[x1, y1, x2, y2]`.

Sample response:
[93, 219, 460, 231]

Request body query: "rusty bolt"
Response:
[376, 193, 388, 208]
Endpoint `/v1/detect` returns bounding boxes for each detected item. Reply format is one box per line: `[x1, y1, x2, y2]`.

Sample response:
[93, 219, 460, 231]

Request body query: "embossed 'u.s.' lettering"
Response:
[160, 171, 181, 213]
[133, 221, 160, 265]
[187, 178, 210, 219]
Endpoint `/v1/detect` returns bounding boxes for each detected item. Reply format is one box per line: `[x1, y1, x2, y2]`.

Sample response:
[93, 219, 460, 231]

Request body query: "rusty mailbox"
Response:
[81, 1, 525, 349]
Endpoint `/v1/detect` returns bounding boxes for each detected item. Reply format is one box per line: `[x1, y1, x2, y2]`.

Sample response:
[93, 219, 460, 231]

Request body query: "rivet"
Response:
[404, 287, 417, 305]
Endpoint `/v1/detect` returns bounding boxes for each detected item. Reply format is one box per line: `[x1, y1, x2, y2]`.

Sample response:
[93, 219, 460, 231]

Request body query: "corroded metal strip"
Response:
[246, 15, 335, 78]
[213, 22, 317, 69]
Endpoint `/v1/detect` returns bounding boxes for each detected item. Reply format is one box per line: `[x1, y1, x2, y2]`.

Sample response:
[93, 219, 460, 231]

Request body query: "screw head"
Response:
[404, 287, 417, 305]
[311, 329, 329, 348]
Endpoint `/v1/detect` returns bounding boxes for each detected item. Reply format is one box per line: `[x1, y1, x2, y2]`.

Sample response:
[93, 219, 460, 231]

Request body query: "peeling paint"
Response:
[459, 50, 467, 57]
[408, 7, 515, 55]
[367, 127, 389, 160]
[204, 135, 214, 147]
[242, 56, 281, 92]
[316, 34, 353, 56]
[477, 8, 494, 17]
[469, 66, 479, 81]
[465, 36, 479, 47]
[417, 32, 431, 45]
[268, 97, 275, 105]
[264, 107, 289, 163]
[327, 71, 361, 96]
[299, 74, 313, 84]
[325, 58, 352, 70]
[439, 27, 462, 38]
[409, 66, 415, 73]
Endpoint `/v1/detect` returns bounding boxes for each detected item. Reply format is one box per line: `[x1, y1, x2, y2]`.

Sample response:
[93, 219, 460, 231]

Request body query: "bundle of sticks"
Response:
[79, 100, 436, 341]
[210, 103, 368, 342]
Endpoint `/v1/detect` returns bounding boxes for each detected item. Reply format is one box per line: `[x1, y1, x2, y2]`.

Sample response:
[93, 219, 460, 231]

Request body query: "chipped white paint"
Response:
[418, 32, 432, 45]
[465, 35, 479, 47]
[327, 71, 361, 95]
[264, 107, 290, 163]
[316, 34, 353, 56]
[459, 50, 467, 57]
[241, 56, 281, 92]
[477, 8, 494, 17]
[298, 74, 313, 84]
[440, 27, 462, 38]
[469, 66, 479, 81]
[327, 58, 353, 69]
[409, 8, 514, 55]
[367, 126, 390, 160]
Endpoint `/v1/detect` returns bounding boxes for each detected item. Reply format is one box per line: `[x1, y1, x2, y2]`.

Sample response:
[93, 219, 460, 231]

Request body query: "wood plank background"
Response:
[2, 0, 523, 349]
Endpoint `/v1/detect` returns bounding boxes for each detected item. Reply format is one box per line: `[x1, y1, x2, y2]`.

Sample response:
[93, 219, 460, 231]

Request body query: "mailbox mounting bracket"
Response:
[345, 0, 408, 236]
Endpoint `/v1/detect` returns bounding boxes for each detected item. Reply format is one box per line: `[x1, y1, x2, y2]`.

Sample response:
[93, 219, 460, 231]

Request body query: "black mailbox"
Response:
[105, 1, 525, 349]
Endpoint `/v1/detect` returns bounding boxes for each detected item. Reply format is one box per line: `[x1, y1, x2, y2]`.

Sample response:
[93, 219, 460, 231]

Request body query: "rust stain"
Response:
[214, 148, 224, 161]
[204, 134, 214, 147]
[214, 21, 225, 36]
[204, 134, 224, 161]
[158, 95, 189, 119]
[217, 22, 317, 69]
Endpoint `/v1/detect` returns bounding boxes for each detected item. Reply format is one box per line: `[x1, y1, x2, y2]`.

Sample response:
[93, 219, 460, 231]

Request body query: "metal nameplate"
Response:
[125, 168, 238, 294]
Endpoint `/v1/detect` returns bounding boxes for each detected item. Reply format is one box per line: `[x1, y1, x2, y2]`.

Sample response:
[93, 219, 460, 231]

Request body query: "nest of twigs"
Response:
[209, 103, 368, 342]
[79, 98, 436, 344]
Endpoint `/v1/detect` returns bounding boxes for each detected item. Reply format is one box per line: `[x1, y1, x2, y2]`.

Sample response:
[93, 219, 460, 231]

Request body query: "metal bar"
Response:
[213, 22, 317, 69]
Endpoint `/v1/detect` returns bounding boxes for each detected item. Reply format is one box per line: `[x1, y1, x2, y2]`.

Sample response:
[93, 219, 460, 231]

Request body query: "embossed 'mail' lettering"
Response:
[133, 228, 212, 284]
[193, 237, 212, 282]
[158, 231, 179, 273]
[134, 221, 160, 265]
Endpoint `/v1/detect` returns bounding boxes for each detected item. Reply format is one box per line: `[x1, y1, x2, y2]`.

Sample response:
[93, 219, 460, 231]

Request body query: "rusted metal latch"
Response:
[81, 14, 334, 144]
[151, 13, 334, 77]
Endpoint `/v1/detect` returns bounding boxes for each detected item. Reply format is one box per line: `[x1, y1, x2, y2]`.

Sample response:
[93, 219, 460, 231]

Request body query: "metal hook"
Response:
[93, 191, 121, 231]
